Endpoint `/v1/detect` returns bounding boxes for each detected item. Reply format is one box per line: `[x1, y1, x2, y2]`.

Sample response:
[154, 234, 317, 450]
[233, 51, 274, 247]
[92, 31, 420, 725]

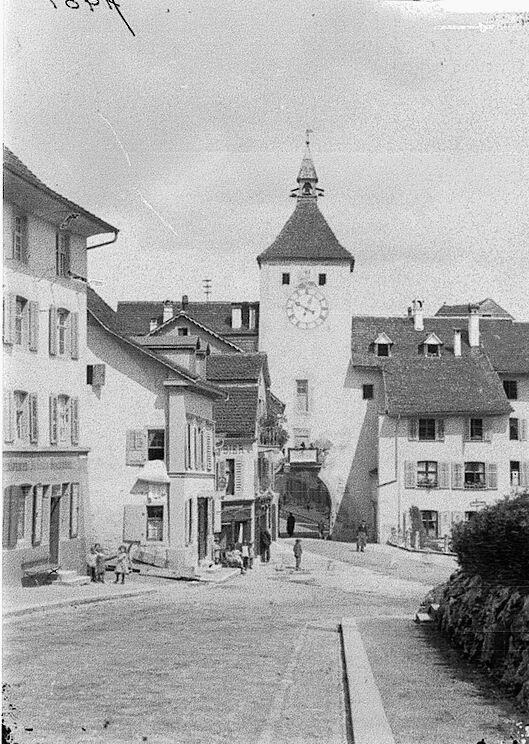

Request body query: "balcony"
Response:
[259, 426, 285, 448]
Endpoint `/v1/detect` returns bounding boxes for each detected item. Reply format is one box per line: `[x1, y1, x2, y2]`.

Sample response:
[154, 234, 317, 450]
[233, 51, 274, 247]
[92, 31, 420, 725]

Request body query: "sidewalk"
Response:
[3, 575, 159, 618]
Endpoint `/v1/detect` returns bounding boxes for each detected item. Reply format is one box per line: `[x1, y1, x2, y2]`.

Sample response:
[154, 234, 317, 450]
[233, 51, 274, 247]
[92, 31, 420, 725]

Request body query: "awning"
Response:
[221, 505, 253, 523]
[130, 459, 170, 496]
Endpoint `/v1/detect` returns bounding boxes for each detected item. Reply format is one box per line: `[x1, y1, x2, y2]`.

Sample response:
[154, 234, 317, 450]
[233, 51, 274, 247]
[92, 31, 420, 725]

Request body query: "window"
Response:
[426, 344, 440, 358]
[17, 486, 31, 541]
[503, 380, 518, 400]
[56, 232, 70, 277]
[14, 391, 29, 443]
[57, 309, 70, 356]
[12, 213, 27, 262]
[420, 510, 438, 538]
[147, 429, 165, 461]
[318, 273, 326, 286]
[362, 384, 374, 400]
[510, 418, 519, 441]
[296, 380, 309, 412]
[469, 418, 483, 441]
[226, 459, 235, 496]
[86, 365, 93, 385]
[69, 484, 79, 538]
[376, 343, 390, 357]
[417, 461, 438, 488]
[14, 297, 27, 345]
[57, 395, 71, 443]
[419, 418, 436, 441]
[282, 273, 290, 285]
[511, 461, 520, 487]
[146, 505, 164, 541]
[464, 461, 485, 489]
[177, 327, 189, 336]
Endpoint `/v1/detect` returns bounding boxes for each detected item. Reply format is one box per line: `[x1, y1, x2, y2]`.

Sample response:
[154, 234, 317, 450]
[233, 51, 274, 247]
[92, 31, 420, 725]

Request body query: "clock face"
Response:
[286, 284, 329, 329]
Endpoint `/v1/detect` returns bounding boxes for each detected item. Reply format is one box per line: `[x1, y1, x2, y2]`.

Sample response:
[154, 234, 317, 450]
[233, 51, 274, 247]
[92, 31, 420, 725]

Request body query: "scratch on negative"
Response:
[133, 189, 180, 238]
[98, 111, 132, 167]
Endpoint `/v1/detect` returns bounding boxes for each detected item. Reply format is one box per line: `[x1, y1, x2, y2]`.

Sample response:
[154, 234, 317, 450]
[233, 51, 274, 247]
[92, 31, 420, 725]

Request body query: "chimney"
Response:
[195, 344, 209, 378]
[453, 328, 462, 357]
[231, 306, 242, 329]
[149, 318, 158, 333]
[181, 294, 189, 311]
[412, 299, 424, 332]
[468, 304, 480, 348]
[162, 300, 173, 324]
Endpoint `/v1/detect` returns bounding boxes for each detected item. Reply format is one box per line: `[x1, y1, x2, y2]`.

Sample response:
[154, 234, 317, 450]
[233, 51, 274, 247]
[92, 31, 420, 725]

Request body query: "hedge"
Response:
[450, 492, 529, 589]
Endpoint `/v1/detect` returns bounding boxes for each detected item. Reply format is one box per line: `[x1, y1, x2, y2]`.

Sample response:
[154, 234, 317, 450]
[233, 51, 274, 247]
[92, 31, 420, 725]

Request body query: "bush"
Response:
[450, 492, 529, 589]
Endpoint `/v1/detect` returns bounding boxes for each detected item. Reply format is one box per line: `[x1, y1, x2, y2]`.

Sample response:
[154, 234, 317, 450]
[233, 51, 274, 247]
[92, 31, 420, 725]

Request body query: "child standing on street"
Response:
[113, 545, 131, 584]
[94, 543, 107, 583]
[86, 545, 98, 582]
[293, 539, 303, 571]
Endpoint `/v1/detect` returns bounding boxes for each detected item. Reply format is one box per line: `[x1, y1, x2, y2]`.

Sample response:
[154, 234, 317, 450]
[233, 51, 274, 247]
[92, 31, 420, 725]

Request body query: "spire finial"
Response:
[290, 130, 324, 200]
[305, 128, 313, 147]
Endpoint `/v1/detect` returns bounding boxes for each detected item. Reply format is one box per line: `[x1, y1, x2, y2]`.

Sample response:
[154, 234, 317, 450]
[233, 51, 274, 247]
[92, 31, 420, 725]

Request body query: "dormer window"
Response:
[374, 333, 393, 358]
[422, 332, 442, 358]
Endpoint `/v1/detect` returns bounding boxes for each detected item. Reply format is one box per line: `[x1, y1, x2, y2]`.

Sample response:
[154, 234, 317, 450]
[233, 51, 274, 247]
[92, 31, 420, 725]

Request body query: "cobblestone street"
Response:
[3, 541, 522, 744]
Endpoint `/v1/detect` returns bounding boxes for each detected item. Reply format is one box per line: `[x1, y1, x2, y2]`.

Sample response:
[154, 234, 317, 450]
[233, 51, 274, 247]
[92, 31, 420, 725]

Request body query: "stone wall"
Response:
[436, 571, 529, 712]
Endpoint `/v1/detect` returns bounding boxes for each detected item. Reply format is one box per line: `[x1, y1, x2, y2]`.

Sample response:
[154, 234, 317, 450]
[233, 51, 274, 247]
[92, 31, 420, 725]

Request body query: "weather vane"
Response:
[305, 128, 313, 146]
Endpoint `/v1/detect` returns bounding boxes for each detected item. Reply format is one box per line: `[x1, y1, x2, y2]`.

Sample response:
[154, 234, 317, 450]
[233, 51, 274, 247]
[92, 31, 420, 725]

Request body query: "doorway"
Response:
[49, 493, 61, 564]
[197, 498, 208, 561]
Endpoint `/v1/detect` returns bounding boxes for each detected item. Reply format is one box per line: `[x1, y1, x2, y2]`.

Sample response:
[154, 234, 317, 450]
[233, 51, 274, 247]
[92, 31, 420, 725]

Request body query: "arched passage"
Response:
[278, 467, 332, 538]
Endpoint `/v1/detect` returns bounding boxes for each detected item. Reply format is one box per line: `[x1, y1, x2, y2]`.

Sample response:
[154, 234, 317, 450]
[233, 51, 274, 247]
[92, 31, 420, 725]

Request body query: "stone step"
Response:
[55, 573, 91, 586]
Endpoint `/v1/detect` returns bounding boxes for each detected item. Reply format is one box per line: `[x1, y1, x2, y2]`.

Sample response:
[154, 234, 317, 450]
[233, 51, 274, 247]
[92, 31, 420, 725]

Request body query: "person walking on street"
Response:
[286, 512, 296, 538]
[357, 521, 368, 553]
[86, 545, 98, 582]
[293, 539, 303, 570]
[317, 520, 325, 540]
[261, 528, 272, 563]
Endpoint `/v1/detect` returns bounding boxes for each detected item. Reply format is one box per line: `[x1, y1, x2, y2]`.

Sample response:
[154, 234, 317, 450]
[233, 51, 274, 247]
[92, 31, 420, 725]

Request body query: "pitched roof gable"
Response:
[206, 353, 270, 386]
[435, 299, 513, 319]
[213, 386, 259, 439]
[257, 199, 354, 268]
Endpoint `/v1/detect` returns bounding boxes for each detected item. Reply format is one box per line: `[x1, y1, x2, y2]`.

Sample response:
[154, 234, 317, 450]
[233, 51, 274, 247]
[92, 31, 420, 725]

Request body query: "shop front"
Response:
[2, 450, 88, 585]
[123, 460, 170, 565]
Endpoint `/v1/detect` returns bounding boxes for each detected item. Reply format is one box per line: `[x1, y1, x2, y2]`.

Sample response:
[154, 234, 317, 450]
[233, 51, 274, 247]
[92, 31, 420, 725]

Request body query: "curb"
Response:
[340, 617, 396, 744]
[3, 588, 159, 619]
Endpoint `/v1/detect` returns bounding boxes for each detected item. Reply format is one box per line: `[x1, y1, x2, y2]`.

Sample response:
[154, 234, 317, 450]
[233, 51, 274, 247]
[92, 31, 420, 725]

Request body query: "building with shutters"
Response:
[206, 353, 286, 557]
[2, 147, 118, 584]
[85, 289, 226, 574]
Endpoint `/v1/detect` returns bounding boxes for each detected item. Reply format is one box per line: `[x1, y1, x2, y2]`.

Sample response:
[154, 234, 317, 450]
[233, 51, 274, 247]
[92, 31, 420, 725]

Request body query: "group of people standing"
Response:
[86, 544, 132, 584]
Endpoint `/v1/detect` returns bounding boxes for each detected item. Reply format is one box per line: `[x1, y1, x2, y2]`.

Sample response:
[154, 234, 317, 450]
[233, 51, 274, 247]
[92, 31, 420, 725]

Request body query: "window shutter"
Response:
[70, 312, 79, 359]
[520, 420, 528, 442]
[3, 293, 16, 344]
[408, 419, 418, 441]
[439, 511, 451, 537]
[436, 418, 445, 442]
[438, 462, 450, 489]
[521, 461, 529, 489]
[21, 216, 29, 262]
[234, 459, 243, 496]
[3, 487, 19, 549]
[206, 428, 213, 471]
[49, 395, 58, 444]
[482, 417, 492, 443]
[28, 301, 39, 351]
[92, 364, 106, 386]
[71, 397, 79, 445]
[3, 391, 15, 443]
[486, 463, 498, 490]
[29, 393, 38, 443]
[451, 462, 463, 489]
[32, 485, 43, 547]
[49, 306, 58, 355]
[404, 461, 416, 488]
[125, 429, 148, 465]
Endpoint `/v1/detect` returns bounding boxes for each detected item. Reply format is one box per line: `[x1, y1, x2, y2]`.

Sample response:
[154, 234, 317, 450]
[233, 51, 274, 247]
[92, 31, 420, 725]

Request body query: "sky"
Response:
[4, 0, 529, 320]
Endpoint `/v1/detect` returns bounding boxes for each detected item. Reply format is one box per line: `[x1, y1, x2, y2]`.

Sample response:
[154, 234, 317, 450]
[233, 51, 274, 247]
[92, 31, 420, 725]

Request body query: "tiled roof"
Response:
[206, 353, 270, 386]
[3, 146, 117, 237]
[131, 335, 202, 349]
[382, 356, 511, 416]
[87, 288, 225, 399]
[257, 199, 354, 268]
[351, 315, 529, 375]
[115, 301, 258, 339]
[213, 386, 259, 439]
[435, 298, 513, 319]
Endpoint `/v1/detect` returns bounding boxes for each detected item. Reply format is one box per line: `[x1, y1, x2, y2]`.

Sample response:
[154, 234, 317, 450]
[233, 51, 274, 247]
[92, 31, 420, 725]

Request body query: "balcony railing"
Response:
[259, 426, 283, 447]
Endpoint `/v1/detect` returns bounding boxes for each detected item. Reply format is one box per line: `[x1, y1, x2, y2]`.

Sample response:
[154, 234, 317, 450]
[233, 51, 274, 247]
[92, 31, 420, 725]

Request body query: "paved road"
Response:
[2, 540, 521, 744]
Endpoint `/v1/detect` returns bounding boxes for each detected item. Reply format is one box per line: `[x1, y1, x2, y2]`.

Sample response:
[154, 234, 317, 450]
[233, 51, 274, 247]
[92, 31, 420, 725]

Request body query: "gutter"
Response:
[87, 230, 119, 251]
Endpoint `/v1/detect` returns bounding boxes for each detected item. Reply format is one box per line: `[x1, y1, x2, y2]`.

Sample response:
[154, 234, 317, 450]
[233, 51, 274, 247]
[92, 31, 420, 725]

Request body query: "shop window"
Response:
[148, 429, 165, 461]
[32, 485, 45, 546]
[226, 459, 235, 496]
[146, 505, 164, 541]
[464, 461, 485, 489]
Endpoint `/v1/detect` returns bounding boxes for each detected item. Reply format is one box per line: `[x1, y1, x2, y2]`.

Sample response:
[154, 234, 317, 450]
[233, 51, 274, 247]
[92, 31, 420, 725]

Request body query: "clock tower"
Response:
[257, 137, 355, 498]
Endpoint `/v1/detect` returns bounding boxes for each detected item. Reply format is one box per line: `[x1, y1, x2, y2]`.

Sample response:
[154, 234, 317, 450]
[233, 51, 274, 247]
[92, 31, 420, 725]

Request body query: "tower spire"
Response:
[290, 130, 324, 200]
